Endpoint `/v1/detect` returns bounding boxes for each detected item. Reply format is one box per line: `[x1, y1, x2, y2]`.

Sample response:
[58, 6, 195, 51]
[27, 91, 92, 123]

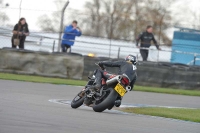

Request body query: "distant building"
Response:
[171, 27, 200, 65]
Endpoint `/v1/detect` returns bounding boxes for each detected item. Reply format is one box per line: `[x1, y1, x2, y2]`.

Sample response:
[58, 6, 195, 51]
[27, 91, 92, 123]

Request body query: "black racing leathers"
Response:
[136, 31, 159, 49]
[99, 60, 137, 90]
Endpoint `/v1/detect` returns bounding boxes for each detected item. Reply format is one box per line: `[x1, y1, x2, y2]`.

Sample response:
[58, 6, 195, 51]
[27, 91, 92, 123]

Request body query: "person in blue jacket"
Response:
[61, 20, 82, 53]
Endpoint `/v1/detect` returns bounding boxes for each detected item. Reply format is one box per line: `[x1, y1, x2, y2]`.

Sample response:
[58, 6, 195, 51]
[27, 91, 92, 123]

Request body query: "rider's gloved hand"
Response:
[97, 62, 105, 70]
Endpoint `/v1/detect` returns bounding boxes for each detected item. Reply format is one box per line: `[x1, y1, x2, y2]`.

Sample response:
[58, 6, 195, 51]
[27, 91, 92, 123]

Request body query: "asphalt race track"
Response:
[0, 80, 200, 133]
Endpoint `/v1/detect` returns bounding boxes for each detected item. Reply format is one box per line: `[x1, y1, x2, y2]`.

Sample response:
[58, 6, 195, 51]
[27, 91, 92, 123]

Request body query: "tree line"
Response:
[37, 0, 177, 45]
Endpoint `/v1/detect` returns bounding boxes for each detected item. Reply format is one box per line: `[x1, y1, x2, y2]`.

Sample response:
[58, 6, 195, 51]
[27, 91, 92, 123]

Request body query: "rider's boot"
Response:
[115, 97, 122, 107]
[89, 83, 101, 92]
[80, 71, 102, 97]
[90, 73, 102, 92]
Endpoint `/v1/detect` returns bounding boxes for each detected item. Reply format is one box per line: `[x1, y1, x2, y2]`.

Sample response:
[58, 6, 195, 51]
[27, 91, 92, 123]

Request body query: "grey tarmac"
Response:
[0, 80, 199, 133]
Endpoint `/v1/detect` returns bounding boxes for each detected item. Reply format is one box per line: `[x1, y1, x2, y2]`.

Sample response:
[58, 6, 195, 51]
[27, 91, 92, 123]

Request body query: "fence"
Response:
[0, 0, 200, 65]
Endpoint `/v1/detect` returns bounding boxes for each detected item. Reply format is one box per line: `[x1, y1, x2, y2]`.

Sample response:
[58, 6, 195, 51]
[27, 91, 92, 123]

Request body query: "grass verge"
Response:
[121, 107, 200, 123]
[0, 72, 200, 96]
[134, 86, 200, 96]
[0, 73, 86, 86]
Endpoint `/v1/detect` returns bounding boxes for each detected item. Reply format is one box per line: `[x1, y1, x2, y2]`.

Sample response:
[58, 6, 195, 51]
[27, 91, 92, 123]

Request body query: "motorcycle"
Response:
[71, 63, 132, 112]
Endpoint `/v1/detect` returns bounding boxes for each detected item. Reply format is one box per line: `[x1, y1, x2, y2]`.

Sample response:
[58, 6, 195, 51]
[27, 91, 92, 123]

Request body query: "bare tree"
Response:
[192, 12, 200, 29]
[0, 0, 9, 26]
[142, 0, 174, 45]
[183, 9, 200, 30]
[81, 0, 135, 40]
[37, 1, 63, 32]
[36, 0, 178, 45]
[82, 0, 102, 37]
[37, 15, 56, 32]
[81, 0, 176, 45]
[171, 0, 200, 30]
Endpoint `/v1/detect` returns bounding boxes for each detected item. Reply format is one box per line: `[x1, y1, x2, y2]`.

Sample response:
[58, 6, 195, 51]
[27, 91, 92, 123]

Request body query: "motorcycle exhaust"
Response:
[126, 86, 132, 92]
[118, 75, 122, 81]
[106, 75, 122, 85]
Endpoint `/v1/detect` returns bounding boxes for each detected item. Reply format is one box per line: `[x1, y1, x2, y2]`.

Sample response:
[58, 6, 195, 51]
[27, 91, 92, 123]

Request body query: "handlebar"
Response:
[95, 63, 105, 70]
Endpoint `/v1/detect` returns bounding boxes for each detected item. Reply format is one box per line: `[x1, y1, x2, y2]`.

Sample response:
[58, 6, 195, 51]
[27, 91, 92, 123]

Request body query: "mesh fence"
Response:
[0, 0, 200, 64]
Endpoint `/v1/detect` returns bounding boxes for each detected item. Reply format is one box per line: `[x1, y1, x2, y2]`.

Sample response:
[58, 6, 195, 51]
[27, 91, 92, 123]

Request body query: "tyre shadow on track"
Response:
[49, 99, 128, 115]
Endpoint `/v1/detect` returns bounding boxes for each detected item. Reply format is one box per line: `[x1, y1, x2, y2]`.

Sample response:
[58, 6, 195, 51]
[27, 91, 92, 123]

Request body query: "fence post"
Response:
[157, 49, 159, 62]
[109, 39, 111, 58]
[109, 14, 114, 58]
[52, 40, 55, 52]
[57, 0, 70, 52]
[117, 47, 121, 59]
[19, 0, 23, 19]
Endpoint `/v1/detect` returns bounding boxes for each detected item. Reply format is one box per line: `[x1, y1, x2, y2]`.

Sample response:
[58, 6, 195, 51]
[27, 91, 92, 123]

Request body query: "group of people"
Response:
[12, 18, 160, 61]
[61, 21, 161, 61]
[11, 19, 81, 52]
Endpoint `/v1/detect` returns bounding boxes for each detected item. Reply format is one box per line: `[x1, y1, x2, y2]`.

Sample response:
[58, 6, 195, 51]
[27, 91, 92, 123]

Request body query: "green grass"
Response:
[134, 86, 200, 96]
[121, 107, 200, 123]
[0, 73, 86, 86]
[0, 72, 199, 96]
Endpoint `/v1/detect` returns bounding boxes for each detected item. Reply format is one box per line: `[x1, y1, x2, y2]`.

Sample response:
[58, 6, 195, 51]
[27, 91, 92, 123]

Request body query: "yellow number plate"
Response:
[114, 83, 126, 97]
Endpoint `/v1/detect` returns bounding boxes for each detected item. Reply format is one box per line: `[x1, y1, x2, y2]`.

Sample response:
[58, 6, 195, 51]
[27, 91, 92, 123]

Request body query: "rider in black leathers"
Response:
[92, 55, 137, 91]
[81, 55, 137, 107]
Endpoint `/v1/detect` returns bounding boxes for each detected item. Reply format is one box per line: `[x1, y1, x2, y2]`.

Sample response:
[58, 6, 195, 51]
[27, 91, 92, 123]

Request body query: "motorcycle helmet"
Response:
[125, 55, 137, 65]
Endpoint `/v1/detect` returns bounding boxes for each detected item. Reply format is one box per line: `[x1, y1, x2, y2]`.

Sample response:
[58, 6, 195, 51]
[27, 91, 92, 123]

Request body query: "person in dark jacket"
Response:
[92, 55, 137, 91]
[61, 20, 82, 53]
[136, 25, 161, 61]
[87, 55, 137, 107]
[12, 18, 29, 49]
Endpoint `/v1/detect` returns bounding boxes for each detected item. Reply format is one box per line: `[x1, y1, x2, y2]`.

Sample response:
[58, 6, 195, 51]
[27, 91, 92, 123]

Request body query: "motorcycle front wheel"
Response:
[71, 91, 85, 109]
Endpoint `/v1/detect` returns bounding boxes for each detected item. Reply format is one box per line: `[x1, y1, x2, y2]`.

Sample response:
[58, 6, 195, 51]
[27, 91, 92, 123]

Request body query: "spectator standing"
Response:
[12, 18, 29, 49]
[136, 25, 161, 61]
[61, 20, 82, 53]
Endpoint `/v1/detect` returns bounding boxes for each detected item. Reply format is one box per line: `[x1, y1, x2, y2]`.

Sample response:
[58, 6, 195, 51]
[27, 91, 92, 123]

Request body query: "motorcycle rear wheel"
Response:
[93, 88, 118, 112]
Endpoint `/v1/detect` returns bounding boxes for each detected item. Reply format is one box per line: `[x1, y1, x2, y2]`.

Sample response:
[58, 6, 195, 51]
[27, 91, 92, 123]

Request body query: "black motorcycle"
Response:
[71, 64, 132, 112]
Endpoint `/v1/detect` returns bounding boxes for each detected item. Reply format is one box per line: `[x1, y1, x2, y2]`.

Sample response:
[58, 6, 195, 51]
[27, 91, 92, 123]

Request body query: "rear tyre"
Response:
[93, 88, 118, 112]
[71, 91, 85, 109]
[107, 104, 114, 110]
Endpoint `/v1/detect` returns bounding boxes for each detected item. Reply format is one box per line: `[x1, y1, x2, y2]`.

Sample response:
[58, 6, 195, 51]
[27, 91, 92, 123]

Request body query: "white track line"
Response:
[48, 99, 200, 124]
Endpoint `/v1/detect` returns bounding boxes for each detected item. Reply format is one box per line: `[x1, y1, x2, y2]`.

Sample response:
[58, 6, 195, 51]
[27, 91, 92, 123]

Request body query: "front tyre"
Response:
[93, 88, 118, 112]
[71, 91, 85, 109]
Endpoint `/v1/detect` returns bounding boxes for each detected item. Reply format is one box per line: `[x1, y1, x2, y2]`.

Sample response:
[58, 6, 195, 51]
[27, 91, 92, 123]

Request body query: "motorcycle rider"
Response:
[89, 55, 137, 106]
